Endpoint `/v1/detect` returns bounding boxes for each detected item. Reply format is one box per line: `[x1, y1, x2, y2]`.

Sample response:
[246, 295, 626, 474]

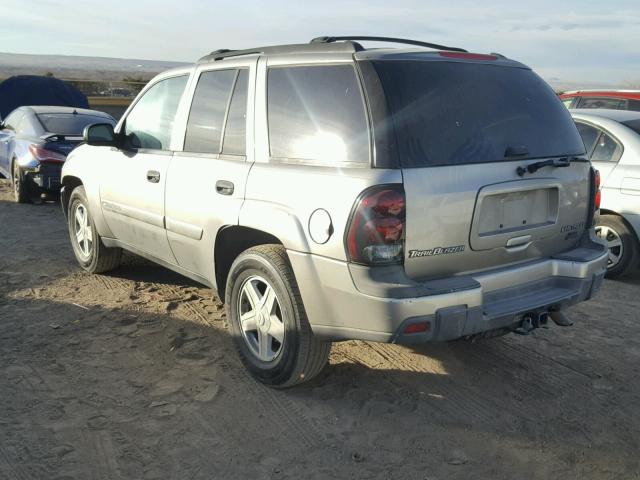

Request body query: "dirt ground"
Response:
[1, 179, 639, 480]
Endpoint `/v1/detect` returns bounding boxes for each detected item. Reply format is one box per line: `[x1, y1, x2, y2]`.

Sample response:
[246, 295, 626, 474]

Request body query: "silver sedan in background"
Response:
[571, 109, 640, 278]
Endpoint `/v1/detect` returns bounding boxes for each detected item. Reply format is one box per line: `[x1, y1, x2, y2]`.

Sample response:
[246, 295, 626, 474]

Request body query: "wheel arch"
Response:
[214, 225, 283, 301]
[61, 175, 84, 218]
[600, 209, 640, 242]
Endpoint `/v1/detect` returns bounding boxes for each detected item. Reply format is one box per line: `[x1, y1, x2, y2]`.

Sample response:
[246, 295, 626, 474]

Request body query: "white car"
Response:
[571, 109, 640, 278]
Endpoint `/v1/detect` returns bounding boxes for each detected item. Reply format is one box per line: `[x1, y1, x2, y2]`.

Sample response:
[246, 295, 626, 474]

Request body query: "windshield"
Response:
[367, 60, 585, 167]
[37, 113, 111, 136]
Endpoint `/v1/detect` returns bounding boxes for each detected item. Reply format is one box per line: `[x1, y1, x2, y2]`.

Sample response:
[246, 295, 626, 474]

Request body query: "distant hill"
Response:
[0, 52, 188, 82]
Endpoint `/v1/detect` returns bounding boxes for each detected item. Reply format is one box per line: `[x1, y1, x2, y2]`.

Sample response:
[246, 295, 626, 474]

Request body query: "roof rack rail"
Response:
[310, 36, 468, 53]
[198, 49, 261, 62]
[198, 41, 361, 63]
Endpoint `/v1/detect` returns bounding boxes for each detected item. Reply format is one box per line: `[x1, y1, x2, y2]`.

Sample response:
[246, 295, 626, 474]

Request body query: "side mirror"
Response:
[84, 123, 117, 147]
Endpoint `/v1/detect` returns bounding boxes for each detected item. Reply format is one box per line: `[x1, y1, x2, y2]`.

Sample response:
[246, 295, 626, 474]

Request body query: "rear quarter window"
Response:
[267, 64, 370, 166]
[367, 60, 585, 167]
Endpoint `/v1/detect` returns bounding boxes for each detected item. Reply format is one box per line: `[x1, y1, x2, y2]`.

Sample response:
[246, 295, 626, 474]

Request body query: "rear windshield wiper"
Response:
[516, 156, 589, 177]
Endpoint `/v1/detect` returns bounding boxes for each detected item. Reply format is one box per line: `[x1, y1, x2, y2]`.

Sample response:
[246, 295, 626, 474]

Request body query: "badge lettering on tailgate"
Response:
[408, 245, 465, 258]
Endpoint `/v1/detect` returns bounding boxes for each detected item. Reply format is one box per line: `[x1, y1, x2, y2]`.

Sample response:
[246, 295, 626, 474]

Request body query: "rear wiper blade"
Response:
[516, 156, 589, 177]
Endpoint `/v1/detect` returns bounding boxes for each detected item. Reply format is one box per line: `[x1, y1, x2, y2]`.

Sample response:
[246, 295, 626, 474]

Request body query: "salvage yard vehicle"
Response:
[60, 36, 608, 387]
[560, 90, 640, 111]
[0, 106, 115, 203]
[571, 108, 640, 278]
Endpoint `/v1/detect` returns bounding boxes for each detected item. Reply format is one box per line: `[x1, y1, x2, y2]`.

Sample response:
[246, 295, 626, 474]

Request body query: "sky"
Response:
[3, 0, 640, 87]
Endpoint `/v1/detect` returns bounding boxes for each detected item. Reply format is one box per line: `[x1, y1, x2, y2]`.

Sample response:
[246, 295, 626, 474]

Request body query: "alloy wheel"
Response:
[596, 225, 623, 268]
[73, 203, 93, 259]
[237, 275, 285, 362]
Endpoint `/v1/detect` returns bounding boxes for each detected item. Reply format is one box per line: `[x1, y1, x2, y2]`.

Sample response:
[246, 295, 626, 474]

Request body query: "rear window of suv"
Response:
[368, 60, 585, 167]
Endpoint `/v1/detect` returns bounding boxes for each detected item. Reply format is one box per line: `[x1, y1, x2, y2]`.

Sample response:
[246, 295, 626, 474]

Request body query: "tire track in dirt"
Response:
[363, 342, 548, 424]
[151, 281, 328, 448]
[0, 443, 32, 480]
[86, 270, 328, 450]
[473, 338, 594, 395]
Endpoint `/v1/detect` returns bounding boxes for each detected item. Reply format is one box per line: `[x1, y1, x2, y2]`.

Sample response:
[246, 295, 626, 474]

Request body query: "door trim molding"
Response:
[101, 200, 164, 228]
[166, 216, 204, 240]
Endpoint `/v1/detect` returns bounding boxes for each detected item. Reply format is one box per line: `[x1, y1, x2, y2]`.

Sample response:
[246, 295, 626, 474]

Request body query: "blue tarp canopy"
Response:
[0, 75, 89, 119]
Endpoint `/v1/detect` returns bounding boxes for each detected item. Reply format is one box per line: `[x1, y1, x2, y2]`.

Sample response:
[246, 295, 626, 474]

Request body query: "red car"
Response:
[560, 90, 640, 111]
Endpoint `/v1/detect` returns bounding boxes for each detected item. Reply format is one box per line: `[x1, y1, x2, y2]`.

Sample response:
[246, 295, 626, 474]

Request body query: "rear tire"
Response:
[225, 244, 331, 388]
[67, 186, 122, 273]
[12, 161, 29, 204]
[596, 214, 639, 279]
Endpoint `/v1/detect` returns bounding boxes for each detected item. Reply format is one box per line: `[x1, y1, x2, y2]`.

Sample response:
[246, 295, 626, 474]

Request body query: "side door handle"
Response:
[216, 180, 234, 196]
[146, 170, 160, 183]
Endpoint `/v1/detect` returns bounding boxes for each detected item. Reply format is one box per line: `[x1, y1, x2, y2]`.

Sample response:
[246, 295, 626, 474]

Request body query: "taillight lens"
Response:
[594, 169, 601, 210]
[346, 186, 406, 265]
[28, 145, 66, 163]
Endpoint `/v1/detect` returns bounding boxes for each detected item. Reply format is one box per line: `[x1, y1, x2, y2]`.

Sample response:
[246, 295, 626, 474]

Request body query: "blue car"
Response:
[0, 106, 115, 203]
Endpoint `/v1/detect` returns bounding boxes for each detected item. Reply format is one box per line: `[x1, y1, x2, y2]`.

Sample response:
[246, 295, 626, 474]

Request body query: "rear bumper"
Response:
[289, 231, 607, 343]
[26, 163, 62, 193]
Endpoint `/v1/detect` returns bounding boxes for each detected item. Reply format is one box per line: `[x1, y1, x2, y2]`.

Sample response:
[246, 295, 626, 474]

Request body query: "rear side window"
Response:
[368, 60, 585, 167]
[575, 122, 600, 154]
[591, 132, 622, 163]
[578, 97, 623, 109]
[37, 114, 110, 135]
[124, 75, 188, 150]
[267, 65, 369, 165]
[184, 69, 237, 154]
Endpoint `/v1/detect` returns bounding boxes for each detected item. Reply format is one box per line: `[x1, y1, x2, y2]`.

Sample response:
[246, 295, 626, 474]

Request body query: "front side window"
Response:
[184, 69, 237, 154]
[267, 65, 369, 165]
[591, 132, 622, 163]
[575, 122, 600, 154]
[578, 97, 623, 110]
[124, 75, 188, 150]
[562, 98, 575, 108]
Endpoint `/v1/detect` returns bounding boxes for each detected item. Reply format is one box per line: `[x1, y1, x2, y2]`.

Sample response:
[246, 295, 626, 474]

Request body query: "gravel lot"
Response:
[1, 178, 639, 480]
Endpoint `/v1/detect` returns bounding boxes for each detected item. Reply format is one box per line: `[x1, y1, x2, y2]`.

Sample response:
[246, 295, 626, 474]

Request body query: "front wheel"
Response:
[225, 244, 331, 388]
[67, 186, 122, 273]
[596, 214, 639, 279]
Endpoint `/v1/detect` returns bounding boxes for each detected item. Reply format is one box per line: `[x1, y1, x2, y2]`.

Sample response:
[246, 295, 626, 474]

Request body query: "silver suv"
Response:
[61, 36, 608, 387]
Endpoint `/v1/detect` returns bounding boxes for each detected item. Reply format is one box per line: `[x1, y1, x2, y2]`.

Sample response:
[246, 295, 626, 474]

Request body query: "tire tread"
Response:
[230, 244, 330, 387]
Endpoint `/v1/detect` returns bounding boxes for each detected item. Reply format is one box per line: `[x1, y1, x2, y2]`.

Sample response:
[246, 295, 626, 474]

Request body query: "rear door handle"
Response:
[216, 180, 234, 195]
[146, 170, 160, 183]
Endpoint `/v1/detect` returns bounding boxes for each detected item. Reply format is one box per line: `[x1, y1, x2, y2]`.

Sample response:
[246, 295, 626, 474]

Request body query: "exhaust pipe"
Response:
[513, 311, 552, 335]
[550, 310, 573, 327]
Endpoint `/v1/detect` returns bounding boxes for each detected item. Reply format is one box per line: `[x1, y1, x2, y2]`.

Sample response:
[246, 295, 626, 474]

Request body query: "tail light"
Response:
[594, 169, 601, 210]
[29, 145, 66, 163]
[587, 167, 601, 227]
[346, 186, 405, 265]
